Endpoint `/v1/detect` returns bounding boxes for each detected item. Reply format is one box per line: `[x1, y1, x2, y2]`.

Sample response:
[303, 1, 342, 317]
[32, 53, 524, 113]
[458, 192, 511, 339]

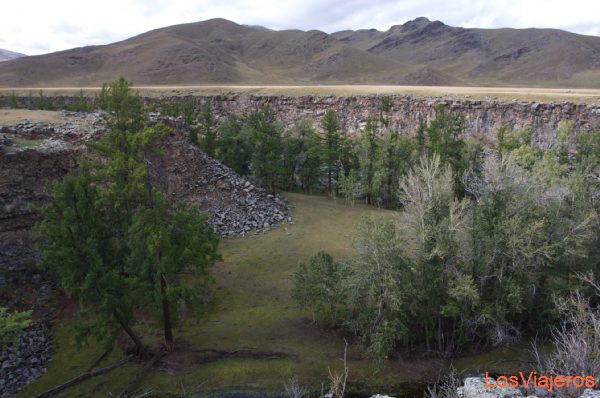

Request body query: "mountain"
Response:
[0, 49, 26, 62]
[0, 17, 599, 87]
[333, 17, 600, 87]
[0, 18, 433, 87]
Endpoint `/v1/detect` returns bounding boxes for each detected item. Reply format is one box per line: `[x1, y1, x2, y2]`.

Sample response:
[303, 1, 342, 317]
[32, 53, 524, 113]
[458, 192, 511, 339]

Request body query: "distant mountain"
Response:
[333, 17, 600, 87]
[0, 17, 599, 87]
[0, 49, 26, 62]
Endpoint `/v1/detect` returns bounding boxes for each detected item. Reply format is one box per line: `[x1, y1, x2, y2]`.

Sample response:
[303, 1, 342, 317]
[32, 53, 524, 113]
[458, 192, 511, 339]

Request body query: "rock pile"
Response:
[148, 118, 290, 236]
[0, 321, 52, 398]
[0, 134, 11, 148]
[458, 377, 600, 398]
[0, 111, 103, 145]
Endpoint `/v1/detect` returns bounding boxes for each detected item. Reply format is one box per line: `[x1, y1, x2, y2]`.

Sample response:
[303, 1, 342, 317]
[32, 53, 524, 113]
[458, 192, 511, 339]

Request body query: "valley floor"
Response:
[17, 193, 531, 398]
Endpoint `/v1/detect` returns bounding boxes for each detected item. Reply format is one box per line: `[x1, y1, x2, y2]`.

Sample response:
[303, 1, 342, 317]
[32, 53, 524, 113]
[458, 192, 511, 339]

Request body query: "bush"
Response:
[0, 307, 31, 348]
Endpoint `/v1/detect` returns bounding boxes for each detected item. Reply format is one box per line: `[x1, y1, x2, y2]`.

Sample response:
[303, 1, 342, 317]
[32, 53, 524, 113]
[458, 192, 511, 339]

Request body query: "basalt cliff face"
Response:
[201, 95, 600, 148]
[5, 95, 600, 147]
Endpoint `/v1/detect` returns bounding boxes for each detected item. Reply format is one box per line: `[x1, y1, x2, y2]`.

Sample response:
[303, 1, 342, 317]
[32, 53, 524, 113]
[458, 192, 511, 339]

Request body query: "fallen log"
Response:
[34, 354, 133, 398]
[117, 347, 165, 398]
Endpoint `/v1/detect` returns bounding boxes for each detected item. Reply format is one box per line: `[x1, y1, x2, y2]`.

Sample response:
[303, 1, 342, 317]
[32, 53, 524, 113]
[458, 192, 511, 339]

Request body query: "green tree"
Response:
[215, 115, 252, 175]
[198, 101, 217, 156]
[280, 118, 322, 192]
[297, 123, 323, 193]
[36, 78, 220, 354]
[292, 251, 342, 324]
[321, 110, 343, 194]
[245, 107, 284, 193]
[356, 118, 383, 205]
[378, 96, 393, 127]
[35, 164, 148, 354]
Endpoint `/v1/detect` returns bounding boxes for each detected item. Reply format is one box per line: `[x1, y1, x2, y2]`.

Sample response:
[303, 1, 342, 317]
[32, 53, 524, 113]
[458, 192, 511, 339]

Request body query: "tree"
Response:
[378, 96, 393, 127]
[245, 107, 284, 193]
[35, 164, 148, 355]
[342, 214, 414, 363]
[356, 118, 383, 205]
[215, 115, 252, 175]
[36, 78, 220, 354]
[127, 199, 220, 351]
[297, 123, 323, 193]
[292, 251, 342, 324]
[281, 118, 323, 192]
[198, 101, 217, 156]
[321, 110, 343, 194]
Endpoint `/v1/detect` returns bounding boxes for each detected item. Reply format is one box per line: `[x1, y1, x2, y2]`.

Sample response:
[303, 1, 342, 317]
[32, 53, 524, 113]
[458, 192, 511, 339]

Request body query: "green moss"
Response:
[11, 138, 44, 148]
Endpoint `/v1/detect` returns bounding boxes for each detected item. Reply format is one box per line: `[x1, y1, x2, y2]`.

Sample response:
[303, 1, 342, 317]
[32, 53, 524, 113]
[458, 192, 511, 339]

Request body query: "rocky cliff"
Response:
[4, 94, 600, 148]
[202, 95, 600, 148]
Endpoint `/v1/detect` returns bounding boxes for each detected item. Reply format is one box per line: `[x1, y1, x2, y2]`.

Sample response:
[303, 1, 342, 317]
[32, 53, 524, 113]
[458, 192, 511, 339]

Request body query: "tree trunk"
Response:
[113, 311, 147, 358]
[328, 168, 332, 194]
[160, 273, 175, 352]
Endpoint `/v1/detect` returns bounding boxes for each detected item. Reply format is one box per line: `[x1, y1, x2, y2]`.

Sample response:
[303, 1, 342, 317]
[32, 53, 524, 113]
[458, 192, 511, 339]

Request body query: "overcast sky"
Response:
[3, 0, 600, 55]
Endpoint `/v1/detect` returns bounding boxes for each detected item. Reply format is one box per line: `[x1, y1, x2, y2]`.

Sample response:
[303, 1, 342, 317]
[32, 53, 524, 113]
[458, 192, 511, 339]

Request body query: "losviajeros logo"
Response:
[485, 372, 597, 393]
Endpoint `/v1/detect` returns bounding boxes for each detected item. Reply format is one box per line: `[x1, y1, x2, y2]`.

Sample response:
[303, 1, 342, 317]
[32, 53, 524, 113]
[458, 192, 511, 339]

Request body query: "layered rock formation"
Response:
[4, 94, 599, 149]
[203, 95, 600, 148]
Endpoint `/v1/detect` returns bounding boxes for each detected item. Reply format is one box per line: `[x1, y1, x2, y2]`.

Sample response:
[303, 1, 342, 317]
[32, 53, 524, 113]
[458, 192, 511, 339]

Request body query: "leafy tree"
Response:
[292, 251, 342, 324]
[96, 78, 145, 137]
[280, 119, 322, 192]
[342, 214, 414, 363]
[8, 91, 18, 108]
[339, 168, 362, 207]
[127, 199, 220, 351]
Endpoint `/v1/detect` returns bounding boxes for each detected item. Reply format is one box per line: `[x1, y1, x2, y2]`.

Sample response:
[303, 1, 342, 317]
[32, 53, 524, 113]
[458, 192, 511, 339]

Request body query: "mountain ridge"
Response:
[0, 17, 599, 87]
[0, 49, 26, 62]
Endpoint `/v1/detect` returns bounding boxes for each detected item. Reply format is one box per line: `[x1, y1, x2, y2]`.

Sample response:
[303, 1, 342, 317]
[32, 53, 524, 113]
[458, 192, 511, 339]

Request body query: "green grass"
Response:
[17, 193, 530, 397]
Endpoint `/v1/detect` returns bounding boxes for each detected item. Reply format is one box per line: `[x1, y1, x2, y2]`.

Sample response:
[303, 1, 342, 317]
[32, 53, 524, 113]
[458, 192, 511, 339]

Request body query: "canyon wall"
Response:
[3, 95, 600, 147]
[205, 95, 600, 148]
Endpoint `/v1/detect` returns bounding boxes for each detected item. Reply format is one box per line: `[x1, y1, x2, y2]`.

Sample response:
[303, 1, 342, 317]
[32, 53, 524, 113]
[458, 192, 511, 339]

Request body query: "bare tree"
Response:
[327, 340, 349, 398]
[532, 273, 600, 397]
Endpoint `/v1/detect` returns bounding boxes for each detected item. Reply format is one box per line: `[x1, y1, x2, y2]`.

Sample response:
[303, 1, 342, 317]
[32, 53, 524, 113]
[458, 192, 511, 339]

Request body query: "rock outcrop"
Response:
[458, 377, 600, 398]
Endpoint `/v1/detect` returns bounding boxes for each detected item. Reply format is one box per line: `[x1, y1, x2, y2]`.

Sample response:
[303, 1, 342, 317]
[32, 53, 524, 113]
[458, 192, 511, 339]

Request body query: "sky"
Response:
[2, 0, 600, 55]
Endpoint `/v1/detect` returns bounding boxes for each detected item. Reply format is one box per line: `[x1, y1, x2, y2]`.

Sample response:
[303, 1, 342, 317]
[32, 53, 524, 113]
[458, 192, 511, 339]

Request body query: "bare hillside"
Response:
[1, 17, 599, 87]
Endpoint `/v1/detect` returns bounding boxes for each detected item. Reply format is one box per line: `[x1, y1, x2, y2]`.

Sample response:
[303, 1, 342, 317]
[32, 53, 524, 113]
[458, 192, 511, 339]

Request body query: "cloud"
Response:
[2, 0, 599, 55]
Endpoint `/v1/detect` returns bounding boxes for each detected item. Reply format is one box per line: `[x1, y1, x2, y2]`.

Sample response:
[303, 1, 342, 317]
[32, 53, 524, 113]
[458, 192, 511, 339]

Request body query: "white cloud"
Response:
[2, 0, 600, 55]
